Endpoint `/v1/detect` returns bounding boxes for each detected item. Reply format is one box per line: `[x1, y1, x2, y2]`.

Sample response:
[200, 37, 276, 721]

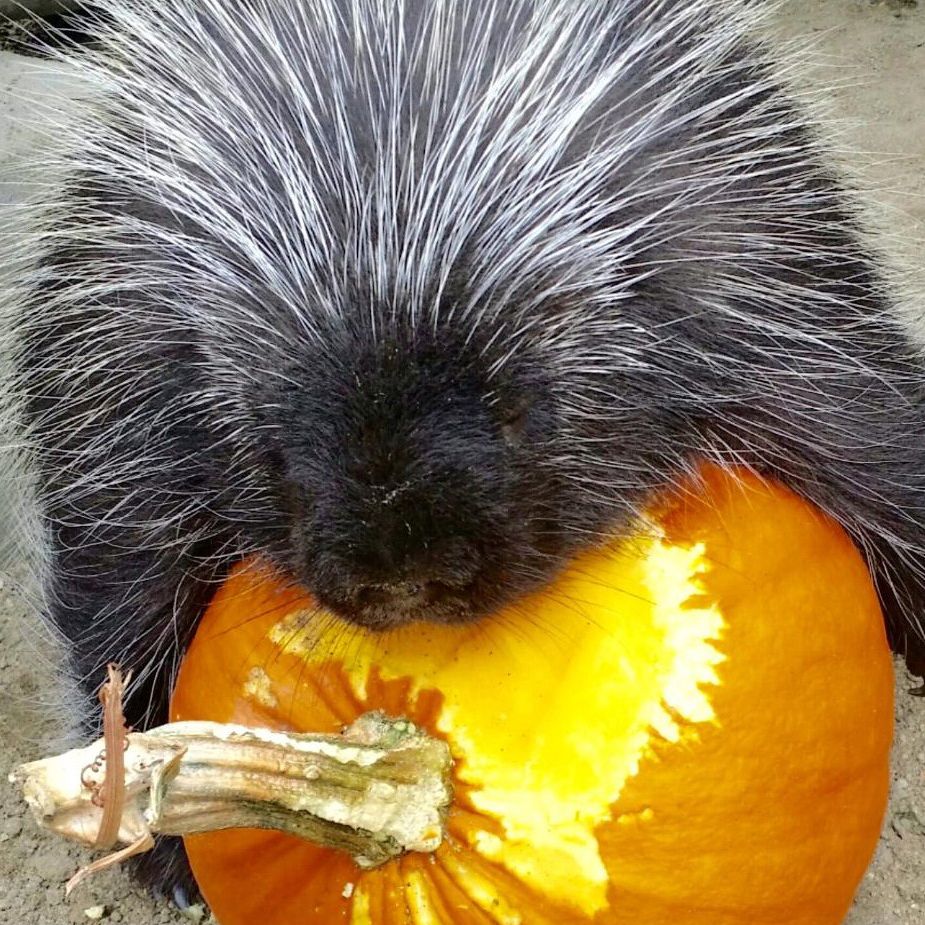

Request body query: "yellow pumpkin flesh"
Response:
[170, 465, 893, 925]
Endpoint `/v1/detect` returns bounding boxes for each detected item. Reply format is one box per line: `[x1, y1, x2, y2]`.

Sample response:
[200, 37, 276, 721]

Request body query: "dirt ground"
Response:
[0, 1, 924, 923]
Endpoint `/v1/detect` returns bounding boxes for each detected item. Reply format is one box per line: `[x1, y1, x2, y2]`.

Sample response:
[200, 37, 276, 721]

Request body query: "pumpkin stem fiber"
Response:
[9, 712, 454, 888]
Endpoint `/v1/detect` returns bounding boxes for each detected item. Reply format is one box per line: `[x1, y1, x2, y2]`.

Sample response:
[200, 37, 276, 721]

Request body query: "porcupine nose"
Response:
[310, 468, 494, 628]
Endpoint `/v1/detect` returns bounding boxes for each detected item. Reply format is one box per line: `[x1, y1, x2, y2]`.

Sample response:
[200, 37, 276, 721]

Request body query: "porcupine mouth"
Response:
[317, 579, 494, 631]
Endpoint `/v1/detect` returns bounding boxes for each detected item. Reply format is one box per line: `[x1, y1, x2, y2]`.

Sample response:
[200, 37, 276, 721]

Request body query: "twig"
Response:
[92, 665, 130, 849]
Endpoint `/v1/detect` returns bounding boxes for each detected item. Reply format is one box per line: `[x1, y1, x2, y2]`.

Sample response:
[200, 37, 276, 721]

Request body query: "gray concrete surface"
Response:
[0, 50, 84, 206]
[0, 2, 69, 20]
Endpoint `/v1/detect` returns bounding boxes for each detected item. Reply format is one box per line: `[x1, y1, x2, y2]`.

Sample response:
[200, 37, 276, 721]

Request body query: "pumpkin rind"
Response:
[171, 466, 893, 925]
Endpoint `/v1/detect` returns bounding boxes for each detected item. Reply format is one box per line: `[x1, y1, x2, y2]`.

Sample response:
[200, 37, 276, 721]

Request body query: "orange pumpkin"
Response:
[170, 465, 893, 925]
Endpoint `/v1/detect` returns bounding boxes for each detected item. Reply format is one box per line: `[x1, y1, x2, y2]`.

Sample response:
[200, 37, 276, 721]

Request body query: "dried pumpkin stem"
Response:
[10, 712, 454, 881]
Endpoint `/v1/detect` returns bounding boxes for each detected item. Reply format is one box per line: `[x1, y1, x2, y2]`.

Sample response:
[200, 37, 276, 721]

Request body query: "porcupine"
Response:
[2, 0, 924, 903]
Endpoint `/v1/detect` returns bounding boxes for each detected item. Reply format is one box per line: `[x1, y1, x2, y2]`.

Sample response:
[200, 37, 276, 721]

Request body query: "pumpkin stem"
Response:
[9, 712, 454, 888]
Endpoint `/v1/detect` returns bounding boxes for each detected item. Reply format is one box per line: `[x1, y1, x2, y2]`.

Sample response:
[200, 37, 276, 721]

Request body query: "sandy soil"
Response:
[0, 1, 923, 923]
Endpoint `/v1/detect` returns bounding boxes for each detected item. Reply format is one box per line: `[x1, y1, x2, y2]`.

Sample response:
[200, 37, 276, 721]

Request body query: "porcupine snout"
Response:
[270, 331, 560, 630]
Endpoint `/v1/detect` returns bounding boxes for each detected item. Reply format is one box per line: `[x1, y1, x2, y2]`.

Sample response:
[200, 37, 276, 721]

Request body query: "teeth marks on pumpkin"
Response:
[293, 661, 366, 726]
[409, 535, 724, 917]
[643, 538, 726, 736]
[615, 806, 655, 827]
[268, 652, 362, 727]
[243, 665, 279, 710]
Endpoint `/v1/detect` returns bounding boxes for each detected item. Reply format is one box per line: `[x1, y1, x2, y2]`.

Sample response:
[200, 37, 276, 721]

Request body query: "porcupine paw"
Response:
[128, 836, 202, 910]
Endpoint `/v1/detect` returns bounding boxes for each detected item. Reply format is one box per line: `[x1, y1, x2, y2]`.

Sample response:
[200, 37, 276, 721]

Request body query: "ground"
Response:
[0, 1, 924, 923]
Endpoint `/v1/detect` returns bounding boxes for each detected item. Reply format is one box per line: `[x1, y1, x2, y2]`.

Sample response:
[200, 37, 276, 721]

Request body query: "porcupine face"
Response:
[246, 267, 671, 629]
[262, 324, 573, 629]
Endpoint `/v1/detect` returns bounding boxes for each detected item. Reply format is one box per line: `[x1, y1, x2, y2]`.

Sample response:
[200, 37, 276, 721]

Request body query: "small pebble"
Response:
[83, 906, 107, 921]
[32, 850, 77, 884]
[180, 903, 207, 923]
[0, 817, 23, 842]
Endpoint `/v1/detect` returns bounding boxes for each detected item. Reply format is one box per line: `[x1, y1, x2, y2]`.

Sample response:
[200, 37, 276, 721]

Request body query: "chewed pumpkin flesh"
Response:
[170, 465, 893, 925]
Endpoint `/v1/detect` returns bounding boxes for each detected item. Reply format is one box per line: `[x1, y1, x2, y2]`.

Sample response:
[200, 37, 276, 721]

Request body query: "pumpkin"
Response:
[170, 464, 893, 925]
